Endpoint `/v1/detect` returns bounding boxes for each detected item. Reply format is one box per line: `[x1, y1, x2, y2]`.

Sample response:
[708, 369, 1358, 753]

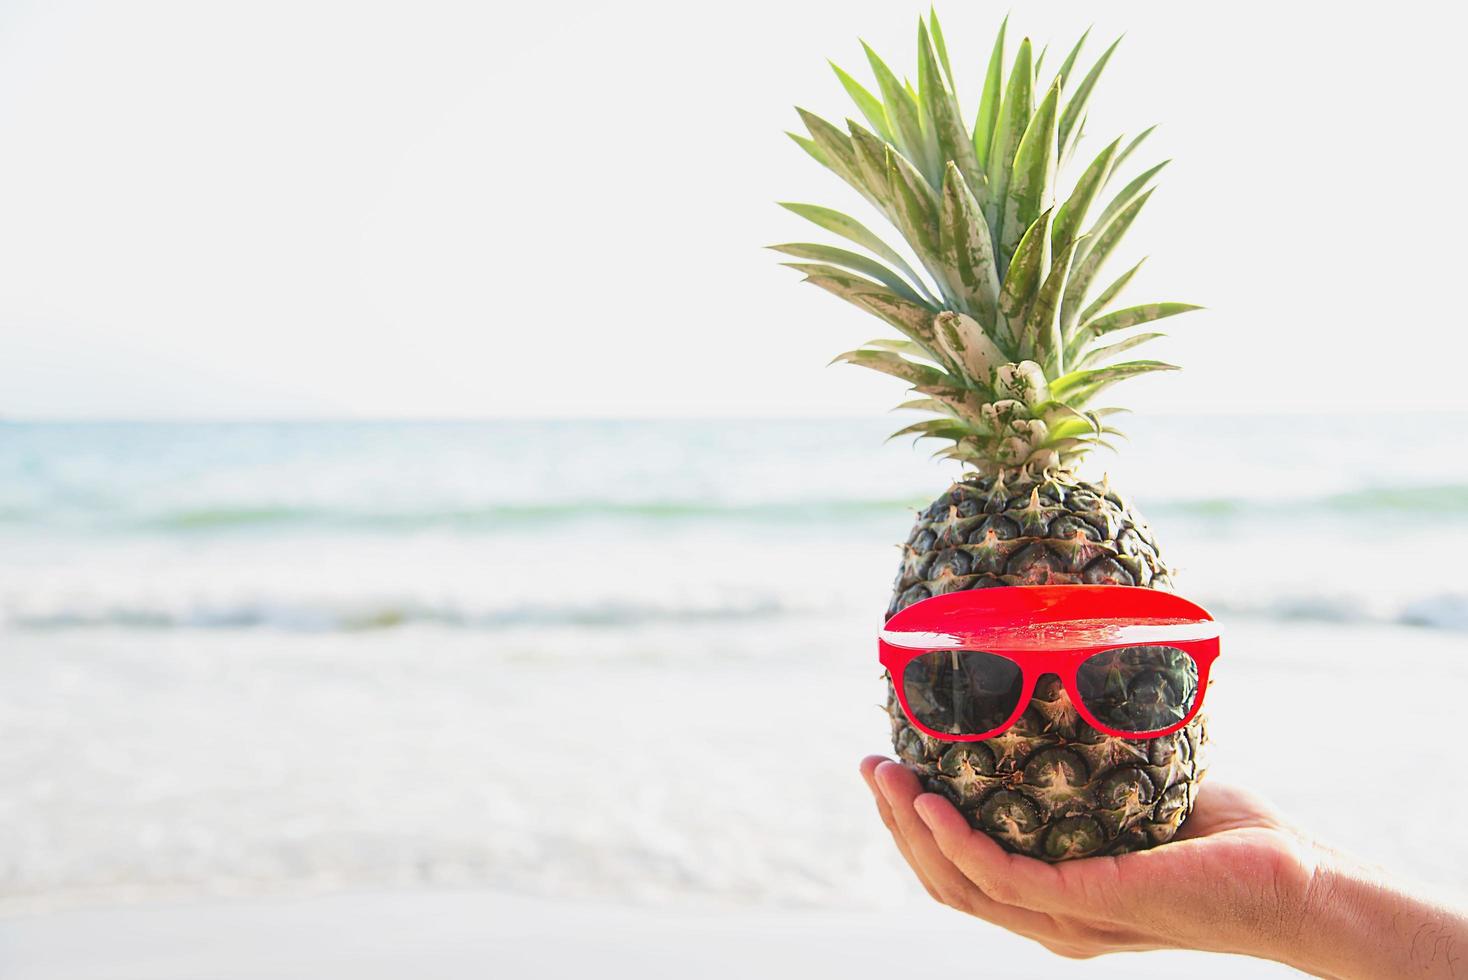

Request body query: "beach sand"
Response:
[0, 889, 1298, 979]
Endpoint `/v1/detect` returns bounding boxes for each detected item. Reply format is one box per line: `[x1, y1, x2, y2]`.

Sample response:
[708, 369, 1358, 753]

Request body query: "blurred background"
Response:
[2, 1, 1466, 977]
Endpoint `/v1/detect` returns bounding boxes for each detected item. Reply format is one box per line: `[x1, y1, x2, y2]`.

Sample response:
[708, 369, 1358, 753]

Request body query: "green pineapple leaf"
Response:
[1052, 136, 1121, 249]
[984, 37, 1034, 254]
[795, 108, 884, 211]
[885, 146, 944, 281]
[887, 417, 977, 444]
[1077, 257, 1146, 325]
[1039, 436, 1090, 456]
[1038, 400, 1103, 436]
[830, 61, 893, 143]
[927, 7, 956, 89]
[934, 309, 1007, 382]
[1086, 302, 1201, 334]
[863, 41, 932, 180]
[933, 444, 987, 465]
[917, 20, 982, 191]
[786, 263, 890, 301]
[916, 384, 988, 421]
[892, 397, 957, 415]
[972, 16, 1008, 171]
[833, 347, 951, 388]
[1049, 359, 1178, 401]
[998, 207, 1054, 320]
[1113, 125, 1156, 173]
[845, 121, 897, 212]
[1061, 188, 1155, 330]
[1074, 331, 1167, 370]
[1051, 27, 1091, 89]
[786, 131, 827, 167]
[801, 271, 898, 320]
[1022, 235, 1084, 367]
[1058, 36, 1121, 158]
[769, 243, 929, 305]
[1091, 160, 1169, 238]
[855, 291, 946, 349]
[1045, 416, 1102, 442]
[791, 267, 941, 355]
[1001, 78, 1062, 263]
[777, 202, 919, 284]
[862, 337, 944, 363]
[938, 161, 1001, 327]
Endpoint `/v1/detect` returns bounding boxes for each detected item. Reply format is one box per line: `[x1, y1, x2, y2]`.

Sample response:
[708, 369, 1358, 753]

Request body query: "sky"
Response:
[0, 0, 1462, 419]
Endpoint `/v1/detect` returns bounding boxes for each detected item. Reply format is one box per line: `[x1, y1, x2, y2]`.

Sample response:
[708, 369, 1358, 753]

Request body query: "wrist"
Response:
[1282, 848, 1467, 980]
[1210, 836, 1346, 976]
[1277, 845, 1356, 978]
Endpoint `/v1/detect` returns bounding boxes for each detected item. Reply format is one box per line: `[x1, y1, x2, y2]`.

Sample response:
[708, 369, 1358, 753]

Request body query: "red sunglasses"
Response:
[879, 585, 1219, 742]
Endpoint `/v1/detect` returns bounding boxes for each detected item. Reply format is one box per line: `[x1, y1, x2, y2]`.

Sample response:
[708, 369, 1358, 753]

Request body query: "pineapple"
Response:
[778, 13, 1206, 860]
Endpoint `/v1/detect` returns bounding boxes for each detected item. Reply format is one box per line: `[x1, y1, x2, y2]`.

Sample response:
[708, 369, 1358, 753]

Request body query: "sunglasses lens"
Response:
[902, 650, 1024, 736]
[1075, 645, 1200, 734]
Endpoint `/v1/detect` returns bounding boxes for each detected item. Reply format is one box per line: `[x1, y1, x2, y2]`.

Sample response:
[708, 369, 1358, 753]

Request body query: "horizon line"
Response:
[5, 407, 1468, 424]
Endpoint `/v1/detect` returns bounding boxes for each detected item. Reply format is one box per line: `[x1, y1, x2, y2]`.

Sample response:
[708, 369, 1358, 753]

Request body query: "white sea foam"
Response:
[8, 589, 1468, 634]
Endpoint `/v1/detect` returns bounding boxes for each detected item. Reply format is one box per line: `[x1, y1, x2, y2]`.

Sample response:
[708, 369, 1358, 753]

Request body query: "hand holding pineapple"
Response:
[861, 756, 1468, 977]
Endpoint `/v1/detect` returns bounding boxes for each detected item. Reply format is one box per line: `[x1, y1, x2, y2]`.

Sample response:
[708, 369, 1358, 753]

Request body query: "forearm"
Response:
[1280, 851, 1468, 979]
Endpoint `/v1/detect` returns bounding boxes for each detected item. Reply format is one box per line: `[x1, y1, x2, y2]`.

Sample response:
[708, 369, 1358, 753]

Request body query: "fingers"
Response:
[859, 756, 941, 901]
[870, 762, 1056, 938]
[860, 757, 1174, 957]
[872, 761, 987, 907]
[910, 794, 1169, 952]
[916, 788, 1245, 939]
[912, 790, 1074, 913]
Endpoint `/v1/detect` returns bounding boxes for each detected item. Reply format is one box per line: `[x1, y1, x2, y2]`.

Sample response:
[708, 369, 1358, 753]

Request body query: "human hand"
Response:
[860, 755, 1468, 977]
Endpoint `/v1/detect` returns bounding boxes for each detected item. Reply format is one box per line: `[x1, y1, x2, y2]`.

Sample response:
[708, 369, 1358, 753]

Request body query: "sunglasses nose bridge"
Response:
[1021, 669, 1090, 734]
[1019, 666, 1068, 695]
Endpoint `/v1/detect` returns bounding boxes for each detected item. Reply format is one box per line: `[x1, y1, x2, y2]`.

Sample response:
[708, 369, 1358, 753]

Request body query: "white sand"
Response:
[0, 888, 1298, 979]
[5, 618, 1466, 913]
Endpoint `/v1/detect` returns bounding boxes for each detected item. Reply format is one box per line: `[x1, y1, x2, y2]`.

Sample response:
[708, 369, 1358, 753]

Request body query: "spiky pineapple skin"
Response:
[885, 473, 1208, 861]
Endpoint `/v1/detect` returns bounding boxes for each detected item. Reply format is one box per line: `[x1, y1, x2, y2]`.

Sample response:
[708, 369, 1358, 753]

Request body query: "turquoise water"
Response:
[2, 415, 1465, 632]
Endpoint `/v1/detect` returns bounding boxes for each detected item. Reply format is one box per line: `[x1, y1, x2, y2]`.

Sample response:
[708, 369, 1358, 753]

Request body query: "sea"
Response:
[2, 416, 1466, 914]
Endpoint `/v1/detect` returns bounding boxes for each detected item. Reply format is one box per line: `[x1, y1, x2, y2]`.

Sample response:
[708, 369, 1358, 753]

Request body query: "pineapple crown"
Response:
[775, 11, 1200, 480]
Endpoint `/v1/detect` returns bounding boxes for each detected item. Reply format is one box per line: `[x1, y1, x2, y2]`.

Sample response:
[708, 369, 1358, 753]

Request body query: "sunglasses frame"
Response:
[879, 585, 1219, 742]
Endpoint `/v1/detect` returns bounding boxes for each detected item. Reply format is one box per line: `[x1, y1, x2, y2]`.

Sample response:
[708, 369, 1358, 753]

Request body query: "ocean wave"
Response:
[1148, 483, 1468, 519]
[4, 482, 1466, 533]
[1205, 592, 1468, 633]
[0, 498, 922, 532]
[7, 591, 1468, 634]
[2, 596, 801, 633]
